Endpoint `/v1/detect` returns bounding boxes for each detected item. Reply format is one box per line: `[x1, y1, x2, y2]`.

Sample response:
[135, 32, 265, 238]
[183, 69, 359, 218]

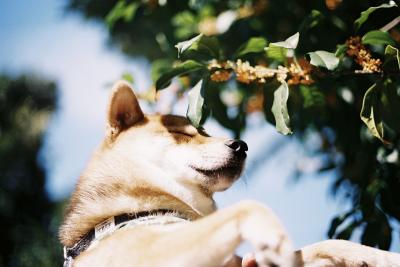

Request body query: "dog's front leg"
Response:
[295, 239, 400, 267]
[152, 200, 294, 267]
[73, 200, 293, 267]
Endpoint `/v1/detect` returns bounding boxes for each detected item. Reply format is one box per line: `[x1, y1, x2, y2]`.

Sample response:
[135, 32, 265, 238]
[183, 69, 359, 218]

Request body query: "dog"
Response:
[60, 81, 400, 267]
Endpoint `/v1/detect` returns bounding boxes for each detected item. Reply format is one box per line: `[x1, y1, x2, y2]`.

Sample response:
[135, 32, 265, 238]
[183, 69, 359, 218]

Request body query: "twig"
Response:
[380, 16, 400, 32]
[321, 70, 400, 78]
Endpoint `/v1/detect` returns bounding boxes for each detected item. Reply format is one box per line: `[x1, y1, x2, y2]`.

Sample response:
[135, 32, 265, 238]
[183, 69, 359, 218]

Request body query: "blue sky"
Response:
[1, 0, 398, 252]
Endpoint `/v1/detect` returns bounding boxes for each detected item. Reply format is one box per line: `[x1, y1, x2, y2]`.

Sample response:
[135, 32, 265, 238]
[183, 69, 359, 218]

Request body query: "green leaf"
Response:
[361, 221, 380, 247]
[361, 214, 392, 250]
[175, 34, 220, 60]
[265, 45, 288, 62]
[378, 216, 392, 250]
[106, 0, 139, 28]
[336, 220, 359, 240]
[172, 11, 198, 39]
[175, 34, 203, 57]
[121, 72, 134, 84]
[360, 82, 400, 144]
[271, 81, 292, 135]
[300, 85, 325, 109]
[362, 30, 395, 46]
[151, 59, 173, 83]
[327, 210, 355, 238]
[360, 83, 381, 140]
[308, 51, 339, 70]
[155, 60, 206, 90]
[335, 44, 347, 57]
[381, 80, 400, 133]
[187, 79, 207, 128]
[124, 2, 139, 21]
[354, 3, 397, 30]
[299, 10, 324, 32]
[234, 37, 268, 58]
[360, 83, 385, 143]
[385, 45, 400, 69]
[270, 32, 300, 49]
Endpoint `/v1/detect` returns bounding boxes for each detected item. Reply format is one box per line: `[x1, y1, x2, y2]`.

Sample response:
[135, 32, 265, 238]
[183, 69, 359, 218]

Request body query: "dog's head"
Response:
[103, 81, 247, 193]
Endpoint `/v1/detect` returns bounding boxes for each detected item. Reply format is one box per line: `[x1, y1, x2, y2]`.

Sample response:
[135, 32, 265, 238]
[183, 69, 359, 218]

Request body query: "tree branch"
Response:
[380, 16, 400, 32]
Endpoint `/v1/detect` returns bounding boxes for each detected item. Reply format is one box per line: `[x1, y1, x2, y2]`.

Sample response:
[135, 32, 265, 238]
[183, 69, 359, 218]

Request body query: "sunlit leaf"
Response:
[308, 51, 339, 70]
[124, 2, 139, 21]
[360, 83, 386, 143]
[175, 34, 203, 57]
[265, 45, 288, 62]
[106, 0, 139, 28]
[121, 72, 134, 84]
[187, 79, 207, 128]
[360, 81, 399, 144]
[234, 37, 268, 57]
[385, 45, 400, 69]
[175, 34, 220, 60]
[335, 44, 347, 57]
[354, 3, 397, 30]
[271, 81, 292, 135]
[155, 60, 206, 90]
[362, 30, 395, 46]
[270, 32, 300, 49]
[106, 0, 125, 27]
[216, 10, 237, 34]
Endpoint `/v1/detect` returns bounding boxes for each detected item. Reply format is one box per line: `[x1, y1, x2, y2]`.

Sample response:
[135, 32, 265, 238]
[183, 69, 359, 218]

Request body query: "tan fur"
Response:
[60, 81, 400, 267]
[296, 240, 400, 267]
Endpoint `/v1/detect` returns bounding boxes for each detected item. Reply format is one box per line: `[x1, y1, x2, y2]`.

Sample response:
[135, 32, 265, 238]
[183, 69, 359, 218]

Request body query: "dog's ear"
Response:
[106, 81, 144, 138]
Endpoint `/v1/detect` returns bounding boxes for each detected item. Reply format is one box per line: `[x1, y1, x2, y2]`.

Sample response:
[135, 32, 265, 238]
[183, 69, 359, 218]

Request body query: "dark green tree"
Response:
[0, 74, 62, 267]
[66, 0, 400, 249]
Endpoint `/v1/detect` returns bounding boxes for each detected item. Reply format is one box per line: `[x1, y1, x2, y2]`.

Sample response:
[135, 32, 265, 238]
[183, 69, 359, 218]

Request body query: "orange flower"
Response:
[346, 36, 382, 73]
[210, 70, 232, 82]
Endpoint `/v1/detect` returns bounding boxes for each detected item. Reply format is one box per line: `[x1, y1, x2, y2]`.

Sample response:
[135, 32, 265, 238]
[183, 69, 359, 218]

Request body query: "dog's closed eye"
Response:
[168, 130, 194, 137]
[167, 125, 198, 137]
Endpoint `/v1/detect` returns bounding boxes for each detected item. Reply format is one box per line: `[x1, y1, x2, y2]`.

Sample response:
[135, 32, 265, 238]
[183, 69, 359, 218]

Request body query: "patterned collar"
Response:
[63, 209, 189, 267]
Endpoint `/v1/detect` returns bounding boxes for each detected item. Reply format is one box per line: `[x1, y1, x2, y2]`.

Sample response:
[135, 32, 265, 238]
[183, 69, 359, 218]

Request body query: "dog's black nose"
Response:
[225, 139, 248, 154]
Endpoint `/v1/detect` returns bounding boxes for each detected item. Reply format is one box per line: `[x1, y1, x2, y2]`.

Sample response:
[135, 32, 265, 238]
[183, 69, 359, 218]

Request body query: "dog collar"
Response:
[63, 209, 188, 267]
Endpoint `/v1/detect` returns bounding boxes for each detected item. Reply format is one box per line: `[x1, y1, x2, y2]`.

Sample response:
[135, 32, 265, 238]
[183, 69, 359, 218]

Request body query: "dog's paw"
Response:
[243, 229, 295, 267]
[254, 246, 295, 267]
[236, 201, 295, 267]
[251, 236, 295, 267]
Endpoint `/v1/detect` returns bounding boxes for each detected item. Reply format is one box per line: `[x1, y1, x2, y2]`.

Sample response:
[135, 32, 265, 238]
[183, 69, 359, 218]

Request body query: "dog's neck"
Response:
[59, 154, 217, 247]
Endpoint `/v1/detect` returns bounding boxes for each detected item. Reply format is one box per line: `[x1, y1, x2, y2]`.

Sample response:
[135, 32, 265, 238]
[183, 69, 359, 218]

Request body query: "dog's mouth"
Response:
[189, 158, 245, 179]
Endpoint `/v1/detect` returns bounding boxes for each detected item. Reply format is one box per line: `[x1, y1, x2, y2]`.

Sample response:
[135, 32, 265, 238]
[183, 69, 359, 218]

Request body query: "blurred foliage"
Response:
[67, 0, 400, 249]
[0, 74, 62, 267]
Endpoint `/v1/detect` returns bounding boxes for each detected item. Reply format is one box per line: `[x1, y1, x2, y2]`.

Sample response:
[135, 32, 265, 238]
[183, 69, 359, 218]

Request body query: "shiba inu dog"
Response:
[60, 81, 400, 267]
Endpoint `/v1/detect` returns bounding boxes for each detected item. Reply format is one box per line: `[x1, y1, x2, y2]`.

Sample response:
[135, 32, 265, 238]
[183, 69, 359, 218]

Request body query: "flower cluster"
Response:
[287, 60, 314, 85]
[235, 59, 280, 83]
[208, 59, 314, 85]
[346, 36, 382, 73]
[207, 59, 234, 82]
